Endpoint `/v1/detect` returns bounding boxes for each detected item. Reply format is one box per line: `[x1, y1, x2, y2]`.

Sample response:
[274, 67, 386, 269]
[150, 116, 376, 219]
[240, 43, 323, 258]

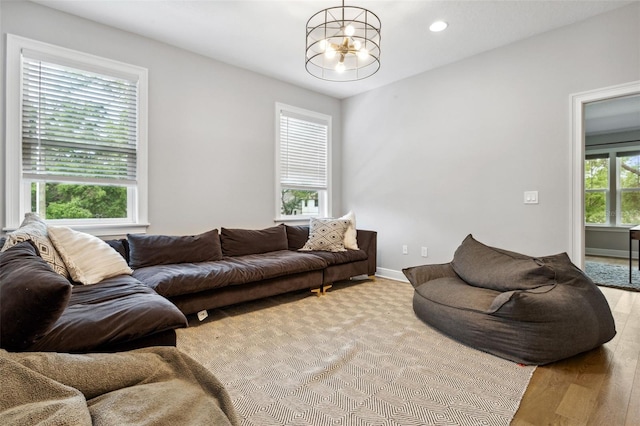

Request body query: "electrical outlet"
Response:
[402, 245, 408, 255]
[197, 310, 208, 321]
[421, 247, 428, 257]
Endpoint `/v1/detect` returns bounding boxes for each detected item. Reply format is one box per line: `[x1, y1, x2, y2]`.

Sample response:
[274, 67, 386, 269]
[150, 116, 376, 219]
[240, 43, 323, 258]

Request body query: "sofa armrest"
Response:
[356, 229, 377, 276]
[402, 263, 457, 288]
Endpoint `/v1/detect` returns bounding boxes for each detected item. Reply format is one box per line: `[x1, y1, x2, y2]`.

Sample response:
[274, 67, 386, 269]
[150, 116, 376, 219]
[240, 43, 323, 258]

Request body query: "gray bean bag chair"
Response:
[403, 235, 616, 365]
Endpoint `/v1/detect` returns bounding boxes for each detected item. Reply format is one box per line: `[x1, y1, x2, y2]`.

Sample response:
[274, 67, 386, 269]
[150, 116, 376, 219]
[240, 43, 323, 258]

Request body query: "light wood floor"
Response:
[511, 286, 640, 425]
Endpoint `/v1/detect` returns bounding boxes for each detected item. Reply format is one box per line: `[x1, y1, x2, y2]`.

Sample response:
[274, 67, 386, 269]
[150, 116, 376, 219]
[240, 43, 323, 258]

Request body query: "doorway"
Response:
[571, 81, 640, 282]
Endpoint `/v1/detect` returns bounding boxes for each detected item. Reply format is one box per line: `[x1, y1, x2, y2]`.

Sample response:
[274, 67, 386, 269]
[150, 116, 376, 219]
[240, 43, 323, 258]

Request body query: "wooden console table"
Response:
[630, 225, 640, 283]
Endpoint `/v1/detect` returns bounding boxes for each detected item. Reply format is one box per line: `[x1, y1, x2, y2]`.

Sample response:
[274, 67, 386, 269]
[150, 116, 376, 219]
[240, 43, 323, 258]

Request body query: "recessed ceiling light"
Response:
[429, 21, 448, 32]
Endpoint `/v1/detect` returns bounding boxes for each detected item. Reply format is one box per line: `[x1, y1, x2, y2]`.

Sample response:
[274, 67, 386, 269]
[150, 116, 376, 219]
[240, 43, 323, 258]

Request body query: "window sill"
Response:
[585, 225, 635, 233]
[274, 217, 313, 224]
[2, 222, 149, 238]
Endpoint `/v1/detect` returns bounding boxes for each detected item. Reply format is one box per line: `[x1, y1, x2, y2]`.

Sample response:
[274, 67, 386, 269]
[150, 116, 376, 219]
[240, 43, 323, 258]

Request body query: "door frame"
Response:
[571, 80, 640, 269]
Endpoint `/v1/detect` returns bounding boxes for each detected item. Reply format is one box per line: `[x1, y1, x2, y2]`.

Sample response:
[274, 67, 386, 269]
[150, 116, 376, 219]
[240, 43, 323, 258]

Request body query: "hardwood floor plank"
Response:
[556, 383, 597, 422]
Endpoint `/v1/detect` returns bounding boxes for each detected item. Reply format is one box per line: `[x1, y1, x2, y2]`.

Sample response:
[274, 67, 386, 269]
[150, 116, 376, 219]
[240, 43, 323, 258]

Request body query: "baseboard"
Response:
[586, 248, 637, 259]
[375, 267, 409, 282]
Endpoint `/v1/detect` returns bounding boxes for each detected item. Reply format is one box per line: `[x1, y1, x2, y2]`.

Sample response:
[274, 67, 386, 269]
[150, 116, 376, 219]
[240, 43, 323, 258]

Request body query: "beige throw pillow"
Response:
[340, 211, 359, 250]
[48, 226, 133, 285]
[1, 213, 69, 278]
[299, 218, 350, 252]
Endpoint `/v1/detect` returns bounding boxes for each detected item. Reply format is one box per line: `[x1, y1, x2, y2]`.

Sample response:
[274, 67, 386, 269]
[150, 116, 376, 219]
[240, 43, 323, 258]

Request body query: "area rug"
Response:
[585, 261, 640, 292]
[177, 278, 535, 426]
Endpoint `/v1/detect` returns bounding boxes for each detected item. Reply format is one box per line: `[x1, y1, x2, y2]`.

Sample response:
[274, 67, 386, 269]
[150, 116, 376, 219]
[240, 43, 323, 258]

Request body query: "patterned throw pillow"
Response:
[299, 218, 350, 252]
[1, 213, 69, 278]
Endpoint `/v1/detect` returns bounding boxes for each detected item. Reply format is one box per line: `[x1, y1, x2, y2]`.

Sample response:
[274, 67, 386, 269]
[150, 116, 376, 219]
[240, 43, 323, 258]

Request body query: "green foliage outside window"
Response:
[31, 183, 127, 219]
[619, 154, 640, 224]
[281, 189, 318, 216]
[585, 158, 608, 224]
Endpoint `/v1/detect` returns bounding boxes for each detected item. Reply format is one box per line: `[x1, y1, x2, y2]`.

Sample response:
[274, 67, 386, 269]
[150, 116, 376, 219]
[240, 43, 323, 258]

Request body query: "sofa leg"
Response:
[311, 284, 332, 297]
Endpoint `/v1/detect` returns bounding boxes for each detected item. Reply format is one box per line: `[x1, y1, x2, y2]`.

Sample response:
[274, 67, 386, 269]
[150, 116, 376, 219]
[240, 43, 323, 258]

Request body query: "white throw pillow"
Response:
[340, 211, 359, 250]
[1, 213, 69, 278]
[48, 226, 133, 285]
[299, 218, 350, 252]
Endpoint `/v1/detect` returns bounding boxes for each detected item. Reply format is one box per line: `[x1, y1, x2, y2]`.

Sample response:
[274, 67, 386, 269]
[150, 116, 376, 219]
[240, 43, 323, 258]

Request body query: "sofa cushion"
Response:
[27, 274, 188, 353]
[1, 213, 69, 278]
[451, 234, 556, 291]
[48, 226, 133, 285]
[305, 249, 368, 266]
[220, 225, 288, 257]
[133, 251, 328, 298]
[299, 218, 350, 252]
[285, 225, 310, 250]
[0, 241, 72, 350]
[128, 229, 223, 269]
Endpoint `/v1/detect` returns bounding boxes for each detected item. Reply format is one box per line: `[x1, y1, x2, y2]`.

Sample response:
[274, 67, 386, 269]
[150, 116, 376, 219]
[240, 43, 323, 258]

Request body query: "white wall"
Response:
[342, 4, 640, 278]
[0, 0, 342, 235]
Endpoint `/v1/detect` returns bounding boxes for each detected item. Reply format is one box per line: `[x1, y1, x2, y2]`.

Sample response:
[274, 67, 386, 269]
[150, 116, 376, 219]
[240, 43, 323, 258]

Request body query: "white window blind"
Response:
[279, 111, 328, 190]
[21, 56, 138, 185]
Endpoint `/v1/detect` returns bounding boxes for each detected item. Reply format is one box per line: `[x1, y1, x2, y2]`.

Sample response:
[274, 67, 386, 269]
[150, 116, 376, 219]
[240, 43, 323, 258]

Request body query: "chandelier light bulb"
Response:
[319, 39, 328, 51]
[357, 48, 369, 60]
[344, 24, 355, 36]
[335, 61, 346, 73]
[353, 40, 362, 50]
[325, 46, 336, 59]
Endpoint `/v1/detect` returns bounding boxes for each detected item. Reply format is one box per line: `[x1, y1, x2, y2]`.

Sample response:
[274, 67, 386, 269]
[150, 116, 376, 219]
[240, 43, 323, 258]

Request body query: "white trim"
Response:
[571, 81, 640, 270]
[585, 248, 637, 259]
[375, 267, 409, 282]
[4, 34, 148, 233]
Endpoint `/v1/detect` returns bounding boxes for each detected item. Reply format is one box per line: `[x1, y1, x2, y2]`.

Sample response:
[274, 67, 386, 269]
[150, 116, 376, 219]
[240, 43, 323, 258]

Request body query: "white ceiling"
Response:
[29, 0, 633, 99]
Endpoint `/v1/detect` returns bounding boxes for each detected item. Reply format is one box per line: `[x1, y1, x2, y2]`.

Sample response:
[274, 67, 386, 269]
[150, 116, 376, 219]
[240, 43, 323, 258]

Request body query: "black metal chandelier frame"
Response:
[305, 1, 381, 82]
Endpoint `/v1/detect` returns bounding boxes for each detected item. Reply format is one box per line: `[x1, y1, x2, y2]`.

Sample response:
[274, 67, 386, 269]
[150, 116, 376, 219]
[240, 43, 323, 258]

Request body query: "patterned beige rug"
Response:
[177, 278, 535, 426]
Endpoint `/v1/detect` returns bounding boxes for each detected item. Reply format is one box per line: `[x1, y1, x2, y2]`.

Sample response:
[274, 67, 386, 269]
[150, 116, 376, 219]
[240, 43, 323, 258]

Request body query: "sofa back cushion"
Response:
[128, 229, 223, 269]
[221, 225, 288, 256]
[285, 225, 310, 250]
[0, 241, 72, 350]
[451, 234, 556, 291]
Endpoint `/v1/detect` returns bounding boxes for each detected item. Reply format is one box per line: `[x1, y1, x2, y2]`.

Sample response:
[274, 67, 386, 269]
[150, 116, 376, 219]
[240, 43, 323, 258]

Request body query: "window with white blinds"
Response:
[279, 111, 328, 190]
[21, 56, 138, 185]
[5, 34, 148, 234]
[276, 104, 331, 219]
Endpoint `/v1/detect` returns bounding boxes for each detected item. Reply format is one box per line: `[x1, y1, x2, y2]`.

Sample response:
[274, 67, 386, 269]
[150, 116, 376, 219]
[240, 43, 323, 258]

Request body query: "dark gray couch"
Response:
[404, 235, 616, 365]
[120, 224, 377, 315]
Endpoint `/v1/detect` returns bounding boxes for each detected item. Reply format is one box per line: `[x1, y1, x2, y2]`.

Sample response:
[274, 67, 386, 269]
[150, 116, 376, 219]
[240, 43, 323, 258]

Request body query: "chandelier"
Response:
[305, 1, 381, 82]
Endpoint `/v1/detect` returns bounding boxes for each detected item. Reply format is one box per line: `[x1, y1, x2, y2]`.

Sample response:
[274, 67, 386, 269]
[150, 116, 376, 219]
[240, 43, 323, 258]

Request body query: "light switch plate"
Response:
[524, 191, 539, 204]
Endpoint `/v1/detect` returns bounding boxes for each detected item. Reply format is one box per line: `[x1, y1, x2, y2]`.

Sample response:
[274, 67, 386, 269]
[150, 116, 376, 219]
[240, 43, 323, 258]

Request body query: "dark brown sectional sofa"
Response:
[119, 224, 377, 315]
[0, 224, 376, 353]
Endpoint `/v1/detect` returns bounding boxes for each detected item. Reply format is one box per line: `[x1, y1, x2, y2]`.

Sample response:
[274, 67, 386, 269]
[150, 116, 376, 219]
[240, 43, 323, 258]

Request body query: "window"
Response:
[584, 149, 640, 227]
[5, 35, 148, 235]
[618, 152, 640, 224]
[585, 154, 609, 224]
[275, 103, 331, 220]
